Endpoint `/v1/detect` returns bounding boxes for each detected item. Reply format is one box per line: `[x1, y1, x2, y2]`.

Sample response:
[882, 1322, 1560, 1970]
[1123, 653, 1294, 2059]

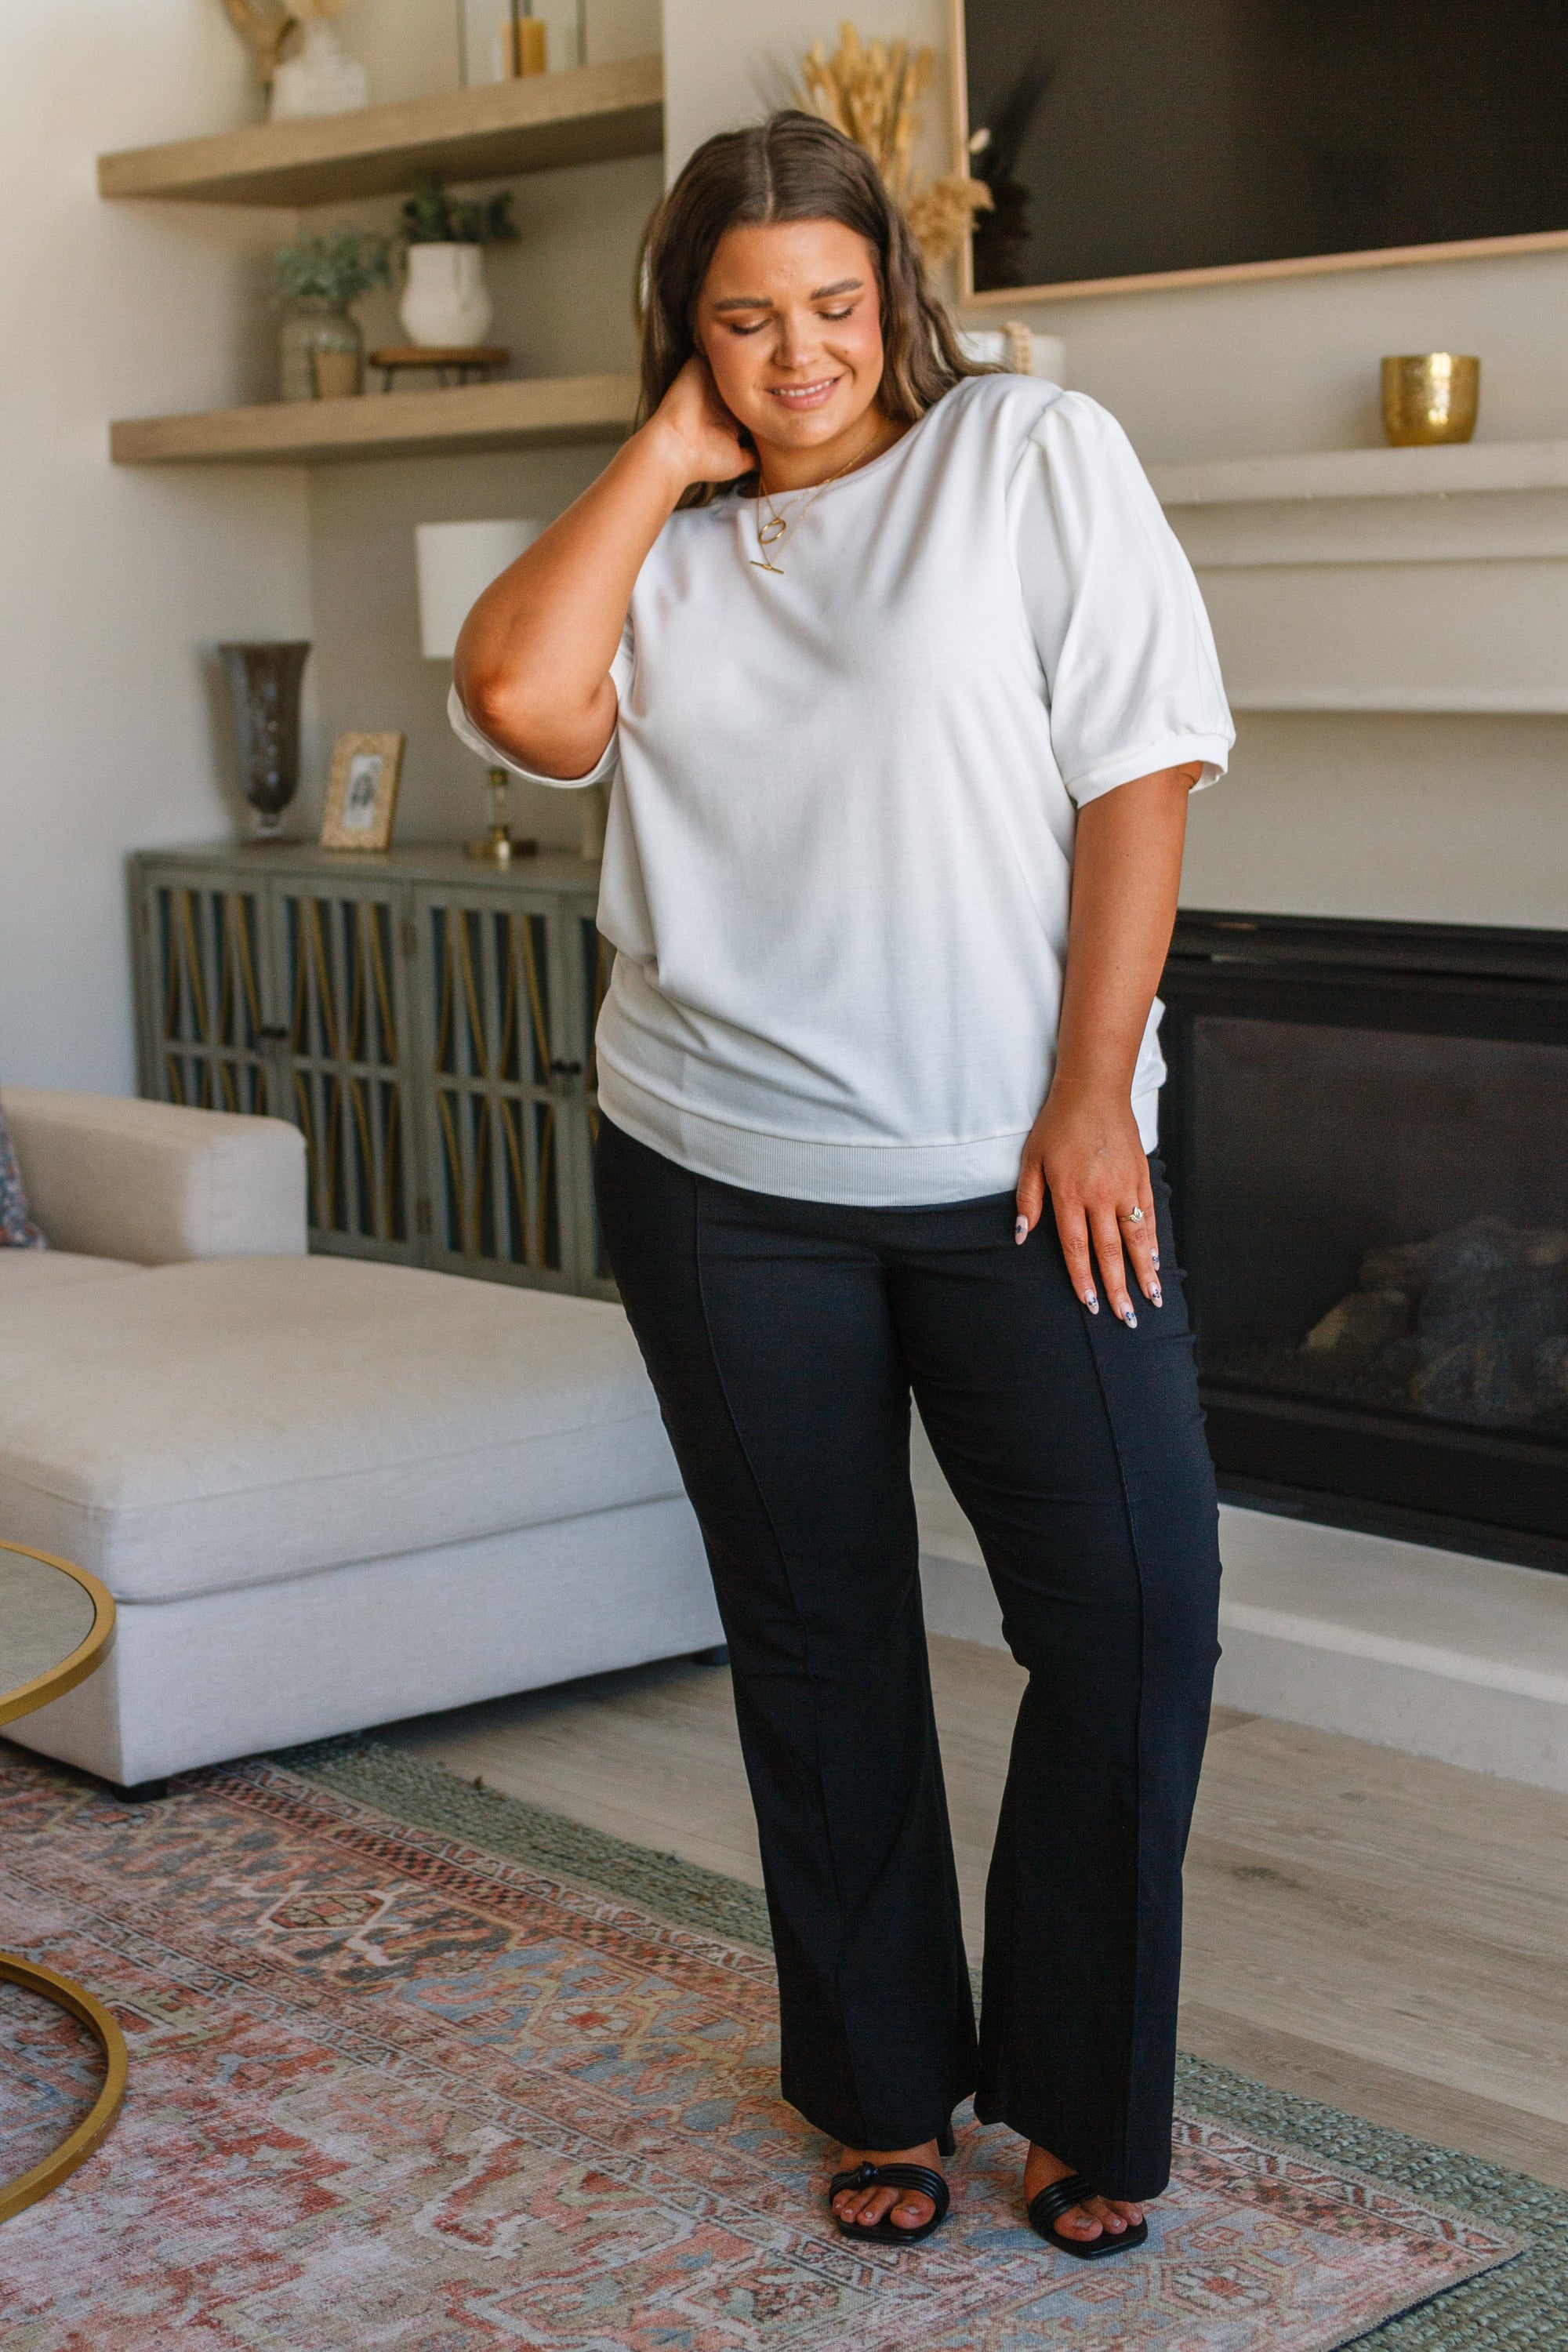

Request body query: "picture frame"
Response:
[949, 0, 1568, 309]
[320, 732, 405, 851]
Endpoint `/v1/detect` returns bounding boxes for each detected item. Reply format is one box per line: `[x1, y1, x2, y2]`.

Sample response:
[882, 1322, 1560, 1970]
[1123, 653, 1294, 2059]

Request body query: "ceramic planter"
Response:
[400, 245, 494, 347]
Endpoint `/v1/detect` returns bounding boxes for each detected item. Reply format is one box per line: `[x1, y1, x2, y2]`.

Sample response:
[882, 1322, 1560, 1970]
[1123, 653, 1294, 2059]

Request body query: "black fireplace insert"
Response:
[1159, 912, 1568, 1572]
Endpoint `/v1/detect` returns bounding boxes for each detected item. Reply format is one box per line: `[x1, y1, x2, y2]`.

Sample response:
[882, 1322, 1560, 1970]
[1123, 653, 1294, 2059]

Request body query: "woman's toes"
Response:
[833, 2142, 942, 2233]
[833, 2183, 935, 2231]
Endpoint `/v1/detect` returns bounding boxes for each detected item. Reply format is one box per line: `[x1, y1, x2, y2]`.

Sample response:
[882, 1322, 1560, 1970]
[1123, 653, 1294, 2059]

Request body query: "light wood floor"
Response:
[380, 1635, 1568, 2189]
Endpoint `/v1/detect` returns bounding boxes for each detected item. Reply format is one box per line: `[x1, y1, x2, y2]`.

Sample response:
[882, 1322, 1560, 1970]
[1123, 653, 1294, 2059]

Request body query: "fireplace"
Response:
[1160, 913, 1568, 1572]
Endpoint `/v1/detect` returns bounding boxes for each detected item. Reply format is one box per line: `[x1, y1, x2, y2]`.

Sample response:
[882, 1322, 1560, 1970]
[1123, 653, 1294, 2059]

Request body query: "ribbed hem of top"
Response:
[597, 1064, 1161, 1207]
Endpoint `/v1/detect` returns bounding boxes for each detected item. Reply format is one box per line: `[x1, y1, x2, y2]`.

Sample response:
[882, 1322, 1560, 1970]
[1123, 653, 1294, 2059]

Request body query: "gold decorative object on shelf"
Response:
[502, 7, 548, 76]
[1381, 353, 1480, 446]
[467, 765, 538, 863]
[797, 22, 991, 266]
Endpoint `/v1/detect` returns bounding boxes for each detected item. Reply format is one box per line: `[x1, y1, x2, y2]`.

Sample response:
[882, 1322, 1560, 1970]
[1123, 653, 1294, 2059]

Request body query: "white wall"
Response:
[0, 0, 313, 1095]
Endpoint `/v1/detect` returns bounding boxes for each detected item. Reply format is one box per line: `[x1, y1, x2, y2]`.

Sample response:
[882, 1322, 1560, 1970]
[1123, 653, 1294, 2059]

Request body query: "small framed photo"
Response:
[321, 732, 404, 851]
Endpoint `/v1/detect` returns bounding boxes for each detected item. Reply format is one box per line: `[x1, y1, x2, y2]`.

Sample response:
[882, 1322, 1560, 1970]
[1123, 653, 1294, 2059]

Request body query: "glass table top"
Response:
[0, 1548, 100, 1710]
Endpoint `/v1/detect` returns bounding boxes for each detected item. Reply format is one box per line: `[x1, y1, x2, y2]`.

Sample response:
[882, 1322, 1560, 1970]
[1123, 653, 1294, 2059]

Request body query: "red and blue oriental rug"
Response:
[0, 1740, 1548, 2350]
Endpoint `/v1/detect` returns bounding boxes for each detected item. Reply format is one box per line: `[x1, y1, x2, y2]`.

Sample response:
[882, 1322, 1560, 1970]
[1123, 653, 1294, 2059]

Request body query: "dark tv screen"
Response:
[963, 0, 1568, 292]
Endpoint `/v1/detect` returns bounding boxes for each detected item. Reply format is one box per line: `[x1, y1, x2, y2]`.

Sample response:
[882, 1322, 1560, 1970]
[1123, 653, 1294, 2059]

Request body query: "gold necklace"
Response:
[750, 419, 888, 575]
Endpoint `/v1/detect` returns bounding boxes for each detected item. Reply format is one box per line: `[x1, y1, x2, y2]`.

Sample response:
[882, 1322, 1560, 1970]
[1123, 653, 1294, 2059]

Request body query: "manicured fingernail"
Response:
[1122, 1305, 1138, 1329]
[1083, 1289, 1099, 1313]
[1014, 1216, 1029, 1244]
[1150, 1282, 1163, 1308]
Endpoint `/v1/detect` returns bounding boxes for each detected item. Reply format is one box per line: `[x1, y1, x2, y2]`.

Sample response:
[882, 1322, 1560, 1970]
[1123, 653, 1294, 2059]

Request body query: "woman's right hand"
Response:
[644, 354, 751, 488]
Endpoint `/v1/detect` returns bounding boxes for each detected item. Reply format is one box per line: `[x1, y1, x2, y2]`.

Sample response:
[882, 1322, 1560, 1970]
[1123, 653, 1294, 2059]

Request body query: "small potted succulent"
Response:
[397, 174, 519, 348]
[273, 229, 390, 400]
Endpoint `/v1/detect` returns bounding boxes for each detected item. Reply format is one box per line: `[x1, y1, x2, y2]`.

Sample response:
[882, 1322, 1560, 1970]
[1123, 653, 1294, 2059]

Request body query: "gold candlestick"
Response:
[466, 766, 537, 863]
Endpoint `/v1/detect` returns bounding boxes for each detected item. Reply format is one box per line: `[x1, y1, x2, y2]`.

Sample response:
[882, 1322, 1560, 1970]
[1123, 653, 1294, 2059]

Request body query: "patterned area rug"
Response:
[0, 1741, 1539, 2351]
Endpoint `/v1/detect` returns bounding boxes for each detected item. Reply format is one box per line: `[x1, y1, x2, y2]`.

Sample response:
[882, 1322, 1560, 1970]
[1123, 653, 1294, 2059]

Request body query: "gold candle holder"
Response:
[1381, 354, 1479, 446]
[503, 9, 546, 74]
[466, 766, 537, 863]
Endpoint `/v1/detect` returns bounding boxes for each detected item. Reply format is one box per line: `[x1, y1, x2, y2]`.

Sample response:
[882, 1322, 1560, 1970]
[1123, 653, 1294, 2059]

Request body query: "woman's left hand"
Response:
[1015, 1081, 1160, 1326]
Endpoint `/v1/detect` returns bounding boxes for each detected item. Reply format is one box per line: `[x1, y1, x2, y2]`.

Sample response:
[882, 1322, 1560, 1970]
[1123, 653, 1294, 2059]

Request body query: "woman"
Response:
[452, 112, 1232, 2259]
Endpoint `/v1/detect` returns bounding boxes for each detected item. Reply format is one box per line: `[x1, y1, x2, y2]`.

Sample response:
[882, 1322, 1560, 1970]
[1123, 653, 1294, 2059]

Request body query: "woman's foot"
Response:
[1024, 2144, 1145, 2245]
[831, 2139, 945, 2231]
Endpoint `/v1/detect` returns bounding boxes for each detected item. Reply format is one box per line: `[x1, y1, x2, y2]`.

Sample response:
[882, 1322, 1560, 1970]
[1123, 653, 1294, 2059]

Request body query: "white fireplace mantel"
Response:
[1146, 438, 1568, 713]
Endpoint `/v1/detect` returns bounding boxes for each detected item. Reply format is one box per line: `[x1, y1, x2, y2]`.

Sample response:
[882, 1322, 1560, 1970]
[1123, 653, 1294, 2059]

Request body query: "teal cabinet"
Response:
[130, 844, 613, 1298]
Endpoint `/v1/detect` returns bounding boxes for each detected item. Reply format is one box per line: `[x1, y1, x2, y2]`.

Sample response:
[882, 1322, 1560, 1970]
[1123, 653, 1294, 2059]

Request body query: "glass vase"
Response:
[219, 643, 312, 839]
[279, 302, 364, 402]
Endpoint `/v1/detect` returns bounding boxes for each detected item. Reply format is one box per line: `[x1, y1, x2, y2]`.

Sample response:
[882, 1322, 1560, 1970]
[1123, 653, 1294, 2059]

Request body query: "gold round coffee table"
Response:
[1, 1541, 127, 2222]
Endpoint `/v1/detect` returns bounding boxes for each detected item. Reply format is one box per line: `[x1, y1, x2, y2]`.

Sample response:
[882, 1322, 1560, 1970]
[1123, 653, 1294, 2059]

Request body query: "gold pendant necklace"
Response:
[750, 420, 887, 575]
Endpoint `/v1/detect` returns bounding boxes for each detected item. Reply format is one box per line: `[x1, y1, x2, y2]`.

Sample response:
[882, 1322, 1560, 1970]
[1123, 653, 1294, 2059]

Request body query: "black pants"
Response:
[594, 1116, 1221, 2200]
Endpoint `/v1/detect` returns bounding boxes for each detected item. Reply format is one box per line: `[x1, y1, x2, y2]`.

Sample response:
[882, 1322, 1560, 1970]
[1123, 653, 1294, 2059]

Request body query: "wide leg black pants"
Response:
[594, 1115, 1221, 2201]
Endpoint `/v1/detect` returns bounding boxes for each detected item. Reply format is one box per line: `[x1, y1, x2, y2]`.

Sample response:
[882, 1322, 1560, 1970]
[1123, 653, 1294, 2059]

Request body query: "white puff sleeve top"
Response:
[453, 378, 1232, 1204]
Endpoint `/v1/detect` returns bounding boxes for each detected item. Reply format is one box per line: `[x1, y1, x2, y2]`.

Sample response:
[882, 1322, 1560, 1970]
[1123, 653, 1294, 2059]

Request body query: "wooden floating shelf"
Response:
[110, 372, 641, 465]
[96, 53, 662, 208]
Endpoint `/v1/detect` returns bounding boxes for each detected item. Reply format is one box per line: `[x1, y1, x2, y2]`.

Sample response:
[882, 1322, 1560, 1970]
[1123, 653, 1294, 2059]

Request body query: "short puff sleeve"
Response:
[1009, 393, 1232, 808]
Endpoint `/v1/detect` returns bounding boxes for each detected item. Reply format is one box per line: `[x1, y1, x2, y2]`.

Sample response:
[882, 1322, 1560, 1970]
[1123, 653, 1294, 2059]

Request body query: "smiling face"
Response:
[693, 217, 889, 476]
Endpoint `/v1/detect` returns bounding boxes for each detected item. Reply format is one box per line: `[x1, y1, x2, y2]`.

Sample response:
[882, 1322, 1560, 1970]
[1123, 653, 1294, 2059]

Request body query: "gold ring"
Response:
[1119, 1207, 1145, 1225]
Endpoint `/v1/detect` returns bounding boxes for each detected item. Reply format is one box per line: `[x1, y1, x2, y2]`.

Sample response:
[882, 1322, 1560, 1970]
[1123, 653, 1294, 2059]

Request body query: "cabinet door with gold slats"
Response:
[135, 866, 275, 1118]
[267, 877, 420, 1262]
[411, 887, 592, 1290]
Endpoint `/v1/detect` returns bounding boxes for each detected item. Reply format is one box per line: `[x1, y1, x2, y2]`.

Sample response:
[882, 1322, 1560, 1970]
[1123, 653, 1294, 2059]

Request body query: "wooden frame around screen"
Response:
[948, 0, 1568, 307]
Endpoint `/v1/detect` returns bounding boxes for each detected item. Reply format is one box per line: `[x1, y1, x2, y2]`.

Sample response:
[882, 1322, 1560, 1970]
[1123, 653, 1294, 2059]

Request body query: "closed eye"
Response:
[720, 303, 860, 336]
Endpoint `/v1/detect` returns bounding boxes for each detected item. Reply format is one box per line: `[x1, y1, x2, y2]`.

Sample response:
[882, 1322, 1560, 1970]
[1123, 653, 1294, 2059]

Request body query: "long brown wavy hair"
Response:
[638, 111, 989, 507]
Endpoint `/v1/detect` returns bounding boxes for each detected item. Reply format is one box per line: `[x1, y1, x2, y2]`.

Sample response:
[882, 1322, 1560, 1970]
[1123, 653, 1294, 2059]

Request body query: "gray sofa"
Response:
[0, 1089, 720, 1787]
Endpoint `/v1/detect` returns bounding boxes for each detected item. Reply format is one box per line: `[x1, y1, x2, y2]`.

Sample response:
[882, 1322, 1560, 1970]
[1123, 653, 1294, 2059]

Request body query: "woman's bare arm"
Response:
[454, 359, 749, 780]
[1014, 766, 1199, 1322]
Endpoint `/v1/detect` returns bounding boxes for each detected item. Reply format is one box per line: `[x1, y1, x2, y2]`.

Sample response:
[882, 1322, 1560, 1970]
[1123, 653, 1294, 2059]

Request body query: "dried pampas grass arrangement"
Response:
[797, 21, 992, 266]
[219, 0, 350, 83]
[220, 0, 296, 84]
[903, 174, 993, 267]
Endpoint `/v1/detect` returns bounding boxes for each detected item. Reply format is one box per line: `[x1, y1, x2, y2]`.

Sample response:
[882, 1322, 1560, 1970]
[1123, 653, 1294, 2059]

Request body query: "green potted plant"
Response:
[274, 229, 390, 401]
[397, 174, 519, 348]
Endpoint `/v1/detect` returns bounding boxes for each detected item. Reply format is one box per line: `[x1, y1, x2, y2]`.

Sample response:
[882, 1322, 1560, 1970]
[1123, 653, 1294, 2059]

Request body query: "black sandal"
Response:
[828, 2122, 955, 2247]
[1028, 2171, 1149, 2260]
